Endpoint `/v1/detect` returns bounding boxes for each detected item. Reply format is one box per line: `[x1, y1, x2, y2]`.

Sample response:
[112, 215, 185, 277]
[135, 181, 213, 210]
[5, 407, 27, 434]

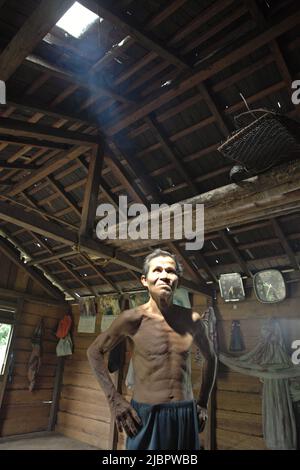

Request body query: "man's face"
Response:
[141, 256, 179, 300]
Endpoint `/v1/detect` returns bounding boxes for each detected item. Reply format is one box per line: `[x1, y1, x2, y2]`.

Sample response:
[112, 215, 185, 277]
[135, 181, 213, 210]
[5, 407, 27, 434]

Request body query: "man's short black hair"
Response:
[142, 248, 183, 278]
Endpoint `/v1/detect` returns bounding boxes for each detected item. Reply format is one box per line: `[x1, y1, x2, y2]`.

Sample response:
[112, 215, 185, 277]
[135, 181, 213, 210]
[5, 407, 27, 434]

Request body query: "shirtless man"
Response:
[87, 249, 216, 450]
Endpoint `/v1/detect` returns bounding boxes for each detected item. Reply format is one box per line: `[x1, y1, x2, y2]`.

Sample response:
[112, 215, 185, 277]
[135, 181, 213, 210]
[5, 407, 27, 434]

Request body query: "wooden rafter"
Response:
[80, 143, 105, 238]
[218, 230, 252, 277]
[271, 218, 300, 270]
[0, 0, 74, 81]
[105, 11, 300, 135]
[0, 117, 98, 147]
[144, 116, 199, 194]
[0, 236, 64, 300]
[245, 0, 293, 87]
[80, 0, 190, 70]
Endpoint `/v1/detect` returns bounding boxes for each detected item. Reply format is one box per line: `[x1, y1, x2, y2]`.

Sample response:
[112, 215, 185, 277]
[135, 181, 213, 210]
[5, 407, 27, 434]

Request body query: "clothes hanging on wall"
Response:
[195, 305, 218, 365]
[27, 318, 44, 392]
[229, 320, 245, 352]
[219, 318, 300, 450]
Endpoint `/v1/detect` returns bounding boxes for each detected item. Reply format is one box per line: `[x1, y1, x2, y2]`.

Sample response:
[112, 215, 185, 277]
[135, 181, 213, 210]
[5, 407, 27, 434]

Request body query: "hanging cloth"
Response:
[219, 318, 300, 450]
[229, 320, 245, 352]
[27, 318, 44, 392]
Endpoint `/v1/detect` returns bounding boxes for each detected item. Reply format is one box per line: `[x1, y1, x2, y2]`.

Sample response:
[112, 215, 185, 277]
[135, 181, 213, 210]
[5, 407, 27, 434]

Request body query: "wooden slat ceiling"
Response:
[0, 0, 299, 299]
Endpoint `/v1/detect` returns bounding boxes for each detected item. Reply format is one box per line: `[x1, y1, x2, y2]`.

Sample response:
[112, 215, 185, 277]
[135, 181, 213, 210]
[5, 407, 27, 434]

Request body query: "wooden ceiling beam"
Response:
[145, 0, 187, 30]
[105, 11, 300, 135]
[144, 116, 199, 194]
[245, 0, 293, 87]
[78, 156, 120, 210]
[96, 161, 300, 251]
[81, 254, 121, 293]
[0, 162, 38, 171]
[218, 230, 252, 277]
[7, 145, 90, 197]
[46, 176, 82, 218]
[0, 117, 98, 147]
[80, 0, 190, 70]
[0, 0, 74, 81]
[26, 54, 133, 106]
[0, 236, 64, 300]
[271, 218, 300, 270]
[0, 134, 70, 151]
[79, 144, 105, 238]
[180, 4, 248, 55]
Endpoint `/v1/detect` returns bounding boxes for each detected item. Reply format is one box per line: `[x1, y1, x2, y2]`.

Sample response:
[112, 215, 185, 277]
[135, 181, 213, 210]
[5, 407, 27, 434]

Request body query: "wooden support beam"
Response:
[0, 286, 66, 306]
[27, 250, 76, 266]
[108, 140, 161, 202]
[0, 117, 98, 147]
[8, 146, 90, 197]
[47, 176, 82, 218]
[80, 143, 105, 238]
[95, 161, 300, 251]
[80, 0, 190, 70]
[78, 156, 120, 210]
[105, 11, 300, 135]
[196, 83, 230, 137]
[245, 0, 293, 87]
[145, 0, 187, 30]
[193, 252, 219, 284]
[271, 218, 300, 270]
[81, 254, 121, 293]
[0, 0, 74, 81]
[48, 357, 65, 431]
[26, 54, 133, 106]
[0, 236, 64, 300]
[7, 98, 97, 132]
[0, 162, 38, 170]
[144, 116, 199, 194]
[219, 230, 252, 277]
[0, 134, 70, 151]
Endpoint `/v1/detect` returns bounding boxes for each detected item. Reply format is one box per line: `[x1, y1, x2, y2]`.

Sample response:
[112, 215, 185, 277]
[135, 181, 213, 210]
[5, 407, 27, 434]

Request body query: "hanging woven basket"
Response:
[218, 108, 300, 175]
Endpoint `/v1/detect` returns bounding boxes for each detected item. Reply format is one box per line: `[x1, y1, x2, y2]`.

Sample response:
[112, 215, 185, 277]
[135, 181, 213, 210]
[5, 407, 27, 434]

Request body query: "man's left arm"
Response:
[193, 317, 217, 430]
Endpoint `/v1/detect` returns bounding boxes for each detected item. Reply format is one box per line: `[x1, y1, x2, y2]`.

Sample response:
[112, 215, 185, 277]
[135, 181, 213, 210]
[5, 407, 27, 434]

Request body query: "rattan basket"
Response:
[218, 109, 300, 173]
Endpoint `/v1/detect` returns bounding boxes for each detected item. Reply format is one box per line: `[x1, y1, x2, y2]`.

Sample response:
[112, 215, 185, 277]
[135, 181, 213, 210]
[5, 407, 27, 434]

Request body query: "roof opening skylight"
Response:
[56, 1, 102, 38]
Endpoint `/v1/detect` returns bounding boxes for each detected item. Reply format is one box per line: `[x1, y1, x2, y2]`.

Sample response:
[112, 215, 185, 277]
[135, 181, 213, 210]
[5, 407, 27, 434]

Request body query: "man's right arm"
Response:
[87, 309, 141, 437]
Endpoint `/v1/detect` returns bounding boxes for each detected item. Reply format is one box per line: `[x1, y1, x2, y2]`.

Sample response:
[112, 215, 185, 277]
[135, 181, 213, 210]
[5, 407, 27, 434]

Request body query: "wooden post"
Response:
[48, 357, 65, 431]
[79, 143, 105, 239]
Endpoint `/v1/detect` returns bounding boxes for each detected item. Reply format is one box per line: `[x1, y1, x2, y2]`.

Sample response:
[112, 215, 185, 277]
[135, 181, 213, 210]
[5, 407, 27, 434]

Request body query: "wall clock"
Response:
[253, 269, 286, 303]
[219, 273, 245, 302]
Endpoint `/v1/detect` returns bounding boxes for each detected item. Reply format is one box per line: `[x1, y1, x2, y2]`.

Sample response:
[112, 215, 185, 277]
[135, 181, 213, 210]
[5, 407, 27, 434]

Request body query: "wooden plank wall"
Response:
[194, 281, 300, 450]
[0, 251, 67, 437]
[55, 304, 112, 449]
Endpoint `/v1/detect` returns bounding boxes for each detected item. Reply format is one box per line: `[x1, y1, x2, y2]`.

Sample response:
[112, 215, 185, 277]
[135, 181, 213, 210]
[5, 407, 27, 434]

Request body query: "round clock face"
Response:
[253, 270, 286, 303]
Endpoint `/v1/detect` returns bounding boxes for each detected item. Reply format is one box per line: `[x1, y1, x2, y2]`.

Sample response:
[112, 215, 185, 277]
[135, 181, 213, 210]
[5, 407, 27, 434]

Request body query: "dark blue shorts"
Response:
[126, 399, 200, 450]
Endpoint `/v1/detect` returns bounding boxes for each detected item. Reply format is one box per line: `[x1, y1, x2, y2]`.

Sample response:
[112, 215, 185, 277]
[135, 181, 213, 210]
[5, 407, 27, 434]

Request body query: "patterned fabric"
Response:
[129, 292, 149, 308]
[97, 295, 120, 316]
[79, 297, 97, 316]
[28, 318, 44, 392]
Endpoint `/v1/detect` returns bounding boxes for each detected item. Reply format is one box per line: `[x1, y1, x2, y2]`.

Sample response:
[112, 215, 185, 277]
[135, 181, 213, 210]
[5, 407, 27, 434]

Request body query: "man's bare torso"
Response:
[126, 302, 200, 404]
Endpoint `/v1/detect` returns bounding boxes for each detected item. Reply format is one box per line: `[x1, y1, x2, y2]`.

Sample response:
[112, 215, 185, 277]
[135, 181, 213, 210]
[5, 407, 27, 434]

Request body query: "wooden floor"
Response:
[0, 432, 99, 450]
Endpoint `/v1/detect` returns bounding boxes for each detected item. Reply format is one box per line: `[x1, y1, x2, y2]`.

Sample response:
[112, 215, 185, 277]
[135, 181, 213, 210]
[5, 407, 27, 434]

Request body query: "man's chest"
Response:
[132, 316, 194, 359]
